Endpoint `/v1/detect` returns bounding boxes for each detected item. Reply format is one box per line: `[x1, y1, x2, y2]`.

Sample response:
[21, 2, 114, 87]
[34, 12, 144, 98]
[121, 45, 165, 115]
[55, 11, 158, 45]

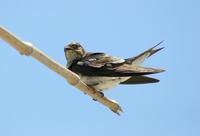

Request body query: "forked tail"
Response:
[125, 41, 164, 65]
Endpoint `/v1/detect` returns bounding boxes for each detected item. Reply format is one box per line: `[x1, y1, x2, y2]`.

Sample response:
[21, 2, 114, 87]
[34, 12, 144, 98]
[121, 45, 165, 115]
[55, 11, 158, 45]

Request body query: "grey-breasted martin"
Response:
[64, 41, 165, 95]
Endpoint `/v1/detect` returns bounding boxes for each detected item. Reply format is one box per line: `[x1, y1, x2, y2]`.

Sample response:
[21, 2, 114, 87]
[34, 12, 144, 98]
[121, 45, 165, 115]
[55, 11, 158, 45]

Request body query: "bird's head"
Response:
[64, 42, 86, 66]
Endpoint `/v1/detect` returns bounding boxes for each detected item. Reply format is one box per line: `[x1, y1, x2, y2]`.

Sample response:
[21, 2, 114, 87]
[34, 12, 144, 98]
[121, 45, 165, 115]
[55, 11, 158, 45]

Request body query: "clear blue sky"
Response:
[0, 0, 200, 136]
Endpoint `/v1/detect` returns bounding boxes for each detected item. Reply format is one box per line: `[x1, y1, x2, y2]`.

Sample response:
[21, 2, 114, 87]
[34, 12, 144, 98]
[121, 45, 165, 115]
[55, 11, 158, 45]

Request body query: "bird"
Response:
[64, 41, 165, 97]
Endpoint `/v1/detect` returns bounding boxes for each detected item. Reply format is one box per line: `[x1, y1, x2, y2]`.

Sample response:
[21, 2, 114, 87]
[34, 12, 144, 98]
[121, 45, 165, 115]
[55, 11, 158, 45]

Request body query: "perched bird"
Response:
[64, 41, 165, 96]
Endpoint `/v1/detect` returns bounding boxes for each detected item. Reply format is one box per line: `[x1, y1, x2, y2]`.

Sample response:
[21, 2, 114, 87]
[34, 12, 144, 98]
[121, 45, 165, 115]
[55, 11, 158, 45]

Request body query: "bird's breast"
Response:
[79, 75, 130, 91]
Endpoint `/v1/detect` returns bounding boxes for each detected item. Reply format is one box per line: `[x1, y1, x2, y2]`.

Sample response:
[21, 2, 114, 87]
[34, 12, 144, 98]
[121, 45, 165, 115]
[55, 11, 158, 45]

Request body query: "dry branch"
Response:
[0, 26, 122, 115]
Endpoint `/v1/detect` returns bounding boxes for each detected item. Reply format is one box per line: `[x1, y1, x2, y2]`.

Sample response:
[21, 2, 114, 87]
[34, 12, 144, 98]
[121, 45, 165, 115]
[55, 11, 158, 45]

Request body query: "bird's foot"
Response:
[93, 91, 104, 101]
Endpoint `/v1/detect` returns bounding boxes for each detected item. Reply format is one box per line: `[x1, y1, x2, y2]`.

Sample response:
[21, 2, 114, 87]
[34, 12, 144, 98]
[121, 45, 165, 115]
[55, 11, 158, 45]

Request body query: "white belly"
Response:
[80, 76, 130, 91]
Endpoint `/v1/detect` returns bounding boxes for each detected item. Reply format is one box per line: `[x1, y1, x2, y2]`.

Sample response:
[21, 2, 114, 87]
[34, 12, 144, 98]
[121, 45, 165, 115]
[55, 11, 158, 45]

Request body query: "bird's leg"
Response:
[97, 91, 104, 98]
[93, 90, 104, 101]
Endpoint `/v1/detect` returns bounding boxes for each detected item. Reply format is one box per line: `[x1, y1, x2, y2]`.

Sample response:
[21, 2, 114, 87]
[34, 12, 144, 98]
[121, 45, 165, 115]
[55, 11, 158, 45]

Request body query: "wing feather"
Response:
[69, 52, 165, 77]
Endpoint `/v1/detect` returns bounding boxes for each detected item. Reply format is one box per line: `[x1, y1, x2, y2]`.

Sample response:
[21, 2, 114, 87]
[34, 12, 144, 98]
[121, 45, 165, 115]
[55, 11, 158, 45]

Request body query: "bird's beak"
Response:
[64, 47, 72, 52]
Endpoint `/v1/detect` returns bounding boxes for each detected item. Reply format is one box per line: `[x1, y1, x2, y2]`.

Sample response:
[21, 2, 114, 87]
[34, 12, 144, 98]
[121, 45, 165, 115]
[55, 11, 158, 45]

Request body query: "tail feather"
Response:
[120, 75, 160, 84]
[125, 41, 164, 65]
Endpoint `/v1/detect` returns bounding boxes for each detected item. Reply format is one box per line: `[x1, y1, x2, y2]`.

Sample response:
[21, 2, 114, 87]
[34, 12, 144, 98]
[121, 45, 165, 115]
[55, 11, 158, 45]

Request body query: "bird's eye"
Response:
[71, 45, 79, 49]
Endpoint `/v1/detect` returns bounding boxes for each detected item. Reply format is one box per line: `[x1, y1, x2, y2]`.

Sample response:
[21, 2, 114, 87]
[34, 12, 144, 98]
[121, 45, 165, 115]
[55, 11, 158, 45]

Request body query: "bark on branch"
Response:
[0, 26, 122, 115]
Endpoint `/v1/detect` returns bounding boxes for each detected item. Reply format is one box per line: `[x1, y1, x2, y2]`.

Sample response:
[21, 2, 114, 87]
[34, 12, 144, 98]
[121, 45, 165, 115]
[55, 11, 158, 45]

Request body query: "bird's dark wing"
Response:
[81, 52, 125, 68]
[120, 76, 159, 84]
[112, 64, 165, 76]
[69, 53, 165, 77]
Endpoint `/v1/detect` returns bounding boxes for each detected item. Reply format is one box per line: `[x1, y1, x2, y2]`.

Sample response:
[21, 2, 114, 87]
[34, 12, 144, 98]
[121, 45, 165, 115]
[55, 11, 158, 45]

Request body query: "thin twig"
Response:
[0, 26, 122, 115]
